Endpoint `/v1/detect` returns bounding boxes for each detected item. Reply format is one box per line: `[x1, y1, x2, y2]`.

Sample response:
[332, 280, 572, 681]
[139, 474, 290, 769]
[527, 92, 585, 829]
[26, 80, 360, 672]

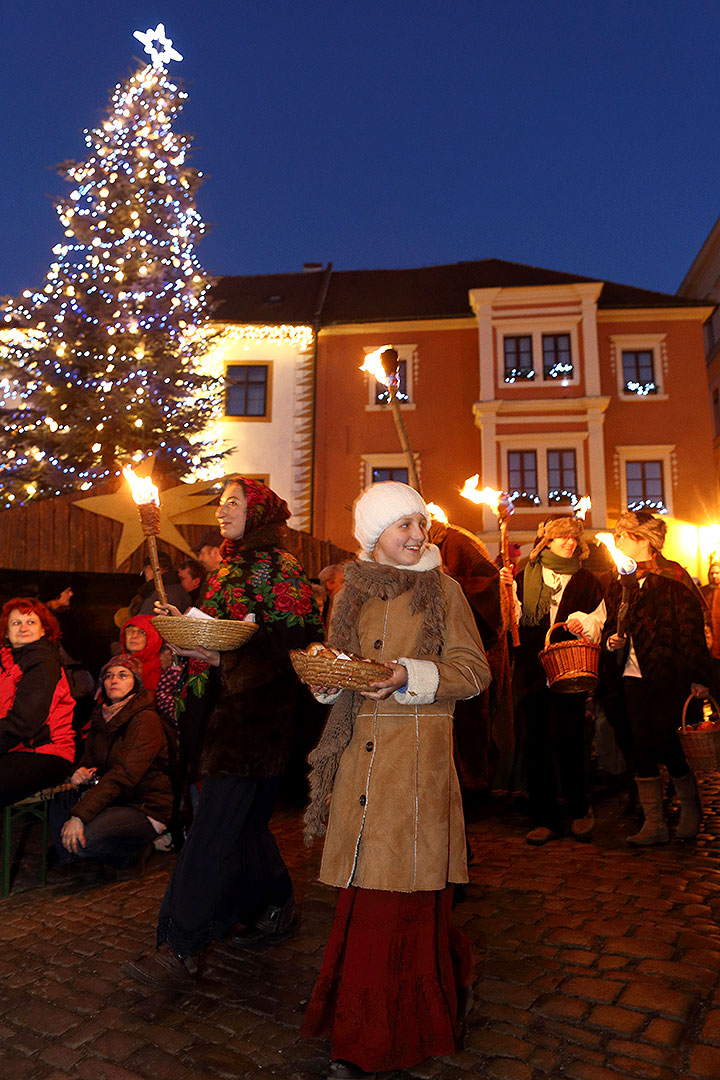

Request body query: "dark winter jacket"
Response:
[198, 528, 323, 778]
[0, 638, 75, 761]
[72, 689, 173, 825]
[601, 564, 712, 694]
[512, 568, 604, 697]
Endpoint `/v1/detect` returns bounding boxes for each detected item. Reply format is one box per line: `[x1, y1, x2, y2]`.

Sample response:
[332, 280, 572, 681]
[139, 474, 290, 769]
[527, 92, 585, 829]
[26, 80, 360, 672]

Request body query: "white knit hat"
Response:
[353, 482, 429, 554]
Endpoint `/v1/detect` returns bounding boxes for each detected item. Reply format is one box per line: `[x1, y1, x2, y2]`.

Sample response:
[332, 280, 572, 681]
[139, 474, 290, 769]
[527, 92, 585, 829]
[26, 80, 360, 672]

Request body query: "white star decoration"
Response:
[133, 23, 183, 68]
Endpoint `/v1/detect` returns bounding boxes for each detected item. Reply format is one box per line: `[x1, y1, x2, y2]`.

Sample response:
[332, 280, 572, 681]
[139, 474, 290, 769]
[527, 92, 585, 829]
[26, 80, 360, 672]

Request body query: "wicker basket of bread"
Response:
[152, 615, 257, 652]
[290, 642, 393, 691]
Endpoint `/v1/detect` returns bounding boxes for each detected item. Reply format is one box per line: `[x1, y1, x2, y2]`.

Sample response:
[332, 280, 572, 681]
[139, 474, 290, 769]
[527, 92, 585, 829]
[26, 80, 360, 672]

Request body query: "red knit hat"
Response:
[98, 653, 144, 696]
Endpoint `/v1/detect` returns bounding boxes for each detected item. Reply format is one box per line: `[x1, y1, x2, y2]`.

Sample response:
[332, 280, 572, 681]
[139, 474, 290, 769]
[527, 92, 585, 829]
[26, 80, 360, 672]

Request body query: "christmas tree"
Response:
[0, 24, 224, 509]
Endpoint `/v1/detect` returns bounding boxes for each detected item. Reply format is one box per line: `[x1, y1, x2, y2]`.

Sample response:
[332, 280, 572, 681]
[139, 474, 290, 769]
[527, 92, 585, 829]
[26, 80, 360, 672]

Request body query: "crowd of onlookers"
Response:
[3, 477, 720, 1080]
[1, 509, 718, 877]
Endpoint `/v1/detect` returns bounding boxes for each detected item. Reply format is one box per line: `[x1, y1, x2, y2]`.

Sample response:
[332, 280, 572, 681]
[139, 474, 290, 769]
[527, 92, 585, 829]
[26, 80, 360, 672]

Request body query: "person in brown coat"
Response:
[302, 482, 491, 1079]
[49, 653, 173, 869]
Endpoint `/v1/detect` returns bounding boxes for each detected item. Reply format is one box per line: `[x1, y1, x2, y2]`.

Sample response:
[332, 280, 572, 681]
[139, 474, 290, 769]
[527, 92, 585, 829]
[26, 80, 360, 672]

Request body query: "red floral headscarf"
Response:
[220, 478, 290, 556]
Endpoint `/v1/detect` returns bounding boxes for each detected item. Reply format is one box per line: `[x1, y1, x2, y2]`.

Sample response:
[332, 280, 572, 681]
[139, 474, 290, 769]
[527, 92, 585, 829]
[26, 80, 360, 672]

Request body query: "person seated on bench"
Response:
[50, 653, 173, 870]
[0, 598, 76, 806]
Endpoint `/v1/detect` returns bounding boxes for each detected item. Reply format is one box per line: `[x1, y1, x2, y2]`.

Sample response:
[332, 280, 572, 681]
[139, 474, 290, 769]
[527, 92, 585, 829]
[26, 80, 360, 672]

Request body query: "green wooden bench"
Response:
[2, 782, 73, 897]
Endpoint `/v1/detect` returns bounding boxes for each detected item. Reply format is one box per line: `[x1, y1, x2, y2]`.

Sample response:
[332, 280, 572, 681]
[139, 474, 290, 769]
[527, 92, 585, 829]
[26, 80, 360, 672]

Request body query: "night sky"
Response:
[2, 0, 719, 301]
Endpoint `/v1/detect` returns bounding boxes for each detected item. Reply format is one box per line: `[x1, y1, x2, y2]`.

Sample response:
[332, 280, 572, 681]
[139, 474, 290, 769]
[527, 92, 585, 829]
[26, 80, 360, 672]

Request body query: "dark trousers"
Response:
[49, 787, 157, 868]
[0, 752, 71, 808]
[156, 776, 292, 958]
[525, 689, 589, 830]
[622, 676, 689, 778]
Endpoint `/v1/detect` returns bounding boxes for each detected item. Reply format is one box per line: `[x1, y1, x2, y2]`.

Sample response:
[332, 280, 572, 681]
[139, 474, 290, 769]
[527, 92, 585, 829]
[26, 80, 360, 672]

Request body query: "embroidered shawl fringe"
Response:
[303, 561, 446, 845]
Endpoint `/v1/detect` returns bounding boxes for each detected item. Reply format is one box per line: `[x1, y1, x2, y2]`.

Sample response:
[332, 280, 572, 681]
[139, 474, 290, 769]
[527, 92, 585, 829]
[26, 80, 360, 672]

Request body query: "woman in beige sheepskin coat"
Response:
[302, 482, 491, 1080]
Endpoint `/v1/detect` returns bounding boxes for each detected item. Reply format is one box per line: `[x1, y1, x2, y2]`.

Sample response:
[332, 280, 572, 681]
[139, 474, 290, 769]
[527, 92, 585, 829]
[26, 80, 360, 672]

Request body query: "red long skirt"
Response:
[300, 885, 474, 1073]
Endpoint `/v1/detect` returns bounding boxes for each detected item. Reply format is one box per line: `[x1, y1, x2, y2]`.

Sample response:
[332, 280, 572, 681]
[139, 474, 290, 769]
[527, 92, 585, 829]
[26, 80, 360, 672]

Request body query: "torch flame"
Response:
[123, 465, 159, 506]
[360, 345, 395, 387]
[460, 475, 502, 513]
[575, 496, 592, 520]
[426, 502, 448, 524]
[595, 532, 637, 575]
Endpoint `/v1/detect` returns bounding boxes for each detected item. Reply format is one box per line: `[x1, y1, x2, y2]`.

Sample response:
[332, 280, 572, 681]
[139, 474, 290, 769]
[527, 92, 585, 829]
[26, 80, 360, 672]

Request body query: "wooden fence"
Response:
[0, 487, 353, 579]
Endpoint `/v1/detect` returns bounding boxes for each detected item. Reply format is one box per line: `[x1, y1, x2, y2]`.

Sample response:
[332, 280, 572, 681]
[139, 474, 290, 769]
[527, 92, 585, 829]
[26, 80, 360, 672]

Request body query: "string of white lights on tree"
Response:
[0, 24, 224, 509]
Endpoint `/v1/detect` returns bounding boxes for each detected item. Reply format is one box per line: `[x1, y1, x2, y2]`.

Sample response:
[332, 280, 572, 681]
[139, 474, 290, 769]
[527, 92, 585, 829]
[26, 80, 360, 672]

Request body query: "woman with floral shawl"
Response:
[123, 478, 323, 987]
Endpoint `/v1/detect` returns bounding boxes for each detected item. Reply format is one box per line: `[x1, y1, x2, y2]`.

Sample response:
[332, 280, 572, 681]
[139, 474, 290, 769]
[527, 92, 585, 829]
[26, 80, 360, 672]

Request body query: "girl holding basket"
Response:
[302, 481, 491, 1079]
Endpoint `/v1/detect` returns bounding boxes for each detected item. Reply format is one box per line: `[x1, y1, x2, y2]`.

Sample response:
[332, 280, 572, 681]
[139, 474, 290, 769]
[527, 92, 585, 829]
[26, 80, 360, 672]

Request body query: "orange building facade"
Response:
[213, 260, 717, 561]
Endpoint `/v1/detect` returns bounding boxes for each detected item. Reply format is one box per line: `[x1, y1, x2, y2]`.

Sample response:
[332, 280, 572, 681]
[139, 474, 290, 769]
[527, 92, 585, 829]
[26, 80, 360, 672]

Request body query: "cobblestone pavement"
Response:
[3, 780, 720, 1079]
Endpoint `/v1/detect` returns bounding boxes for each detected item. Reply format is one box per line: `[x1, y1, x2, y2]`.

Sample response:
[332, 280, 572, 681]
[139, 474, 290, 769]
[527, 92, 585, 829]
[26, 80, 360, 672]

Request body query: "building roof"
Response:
[211, 258, 706, 327]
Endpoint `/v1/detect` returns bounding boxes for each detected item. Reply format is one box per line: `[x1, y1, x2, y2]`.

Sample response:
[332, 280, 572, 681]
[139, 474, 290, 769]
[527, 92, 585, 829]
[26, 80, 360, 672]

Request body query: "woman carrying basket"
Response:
[602, 511, 711, 844]
[500, 514, 606, 846]
[123, 477, 323, 987]
[302, 481, 491, 1078]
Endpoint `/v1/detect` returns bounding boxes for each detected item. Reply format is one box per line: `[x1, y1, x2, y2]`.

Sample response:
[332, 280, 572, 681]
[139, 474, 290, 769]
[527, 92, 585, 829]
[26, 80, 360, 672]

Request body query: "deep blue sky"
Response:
[2, 1, 719, 300]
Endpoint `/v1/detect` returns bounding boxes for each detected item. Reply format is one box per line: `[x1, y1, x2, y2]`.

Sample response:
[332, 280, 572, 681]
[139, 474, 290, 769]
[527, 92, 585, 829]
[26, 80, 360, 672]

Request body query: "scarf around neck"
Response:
[521, 549, 581, 626]
[303, 546, 447, 845]
[101, 695, 134, 724]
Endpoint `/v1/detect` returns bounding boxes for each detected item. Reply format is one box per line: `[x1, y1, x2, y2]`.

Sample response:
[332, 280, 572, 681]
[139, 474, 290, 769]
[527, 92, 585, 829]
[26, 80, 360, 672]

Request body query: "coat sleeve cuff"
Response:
[394, 658, 440, 705]
[313, 689, 343, 705]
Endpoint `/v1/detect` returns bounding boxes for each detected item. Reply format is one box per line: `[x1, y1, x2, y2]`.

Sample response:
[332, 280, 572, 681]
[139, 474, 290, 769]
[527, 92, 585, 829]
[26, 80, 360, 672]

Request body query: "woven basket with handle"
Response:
[678, 693, 720, 775]
[152, 615, 257, 652]
[539, 620, 601, 694]
[290, 649, 392, 692]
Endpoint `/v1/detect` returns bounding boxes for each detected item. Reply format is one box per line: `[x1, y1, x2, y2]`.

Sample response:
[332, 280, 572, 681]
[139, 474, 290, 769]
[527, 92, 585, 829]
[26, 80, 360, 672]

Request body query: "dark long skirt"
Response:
[301, 885, 474, 1073]
[156, 775, 291, 958]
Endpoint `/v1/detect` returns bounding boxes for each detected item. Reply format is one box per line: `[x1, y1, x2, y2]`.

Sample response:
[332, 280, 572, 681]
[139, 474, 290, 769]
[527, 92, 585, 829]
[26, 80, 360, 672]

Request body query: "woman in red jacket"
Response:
[0, 598, 76, 805]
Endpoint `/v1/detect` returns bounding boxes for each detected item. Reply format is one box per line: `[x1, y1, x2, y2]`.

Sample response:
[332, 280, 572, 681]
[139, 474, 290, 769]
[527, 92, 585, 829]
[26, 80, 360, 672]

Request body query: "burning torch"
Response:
[460, 476, 520, 647]
[596, 532, 638, 648]
[360, 346, 422, 495]
[123, 466, 168, 606]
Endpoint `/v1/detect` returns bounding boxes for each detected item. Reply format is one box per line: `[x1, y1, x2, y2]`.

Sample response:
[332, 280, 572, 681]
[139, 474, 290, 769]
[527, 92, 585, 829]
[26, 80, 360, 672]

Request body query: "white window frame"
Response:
[610, 334, 668, 401]
[360, 452, 420, 490]
[498, 433, 588, 512]
[364, 344, 417, 410]
[615, 444, 674, 516]
[495, 318, 581, 388]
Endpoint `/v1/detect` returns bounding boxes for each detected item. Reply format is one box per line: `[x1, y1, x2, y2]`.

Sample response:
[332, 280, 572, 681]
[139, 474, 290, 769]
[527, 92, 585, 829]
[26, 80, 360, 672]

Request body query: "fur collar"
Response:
[331, 554, 447, 658]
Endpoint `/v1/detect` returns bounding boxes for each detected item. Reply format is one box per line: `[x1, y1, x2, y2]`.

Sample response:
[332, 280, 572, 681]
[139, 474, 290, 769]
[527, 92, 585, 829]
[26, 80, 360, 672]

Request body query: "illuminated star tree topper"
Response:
[0, 25, 225, 509]
[133, 23, 183, 68]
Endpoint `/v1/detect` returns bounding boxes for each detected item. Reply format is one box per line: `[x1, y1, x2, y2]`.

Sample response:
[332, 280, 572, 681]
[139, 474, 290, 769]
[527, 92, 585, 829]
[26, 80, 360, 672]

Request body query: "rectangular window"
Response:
[504, 336, 534, 382]
[507, 450, 539, 505]
[542, 334, 573, 380]
[371, 466, 409, 484]
[225, 364, 268, 417]
[625, 460, 666, 512]
[375, 359, 408, 404]
[622, 350, 657, 396]
[547, 449, 578, 504]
